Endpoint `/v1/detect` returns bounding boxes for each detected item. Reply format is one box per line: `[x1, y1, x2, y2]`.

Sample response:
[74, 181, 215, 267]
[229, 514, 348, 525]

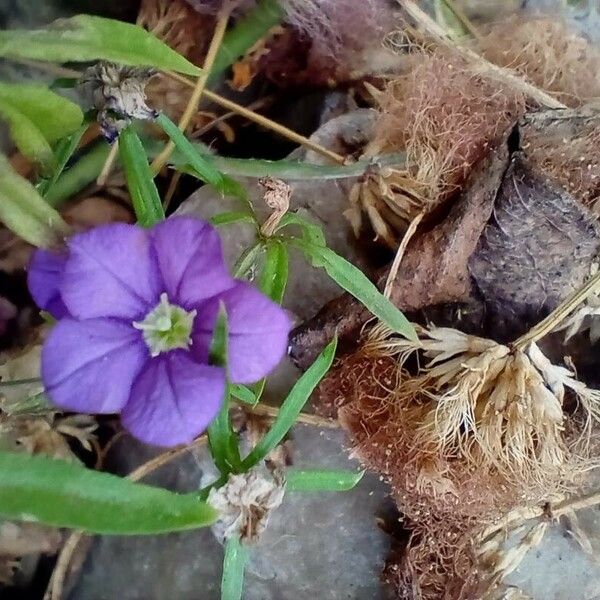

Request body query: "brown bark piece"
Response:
[290, 146, 509, 369]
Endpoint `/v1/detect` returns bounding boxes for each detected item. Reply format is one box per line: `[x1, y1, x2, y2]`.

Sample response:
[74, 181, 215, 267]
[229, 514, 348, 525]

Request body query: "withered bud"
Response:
[208, 468, 285, 543]
[80, 62, 158, 142]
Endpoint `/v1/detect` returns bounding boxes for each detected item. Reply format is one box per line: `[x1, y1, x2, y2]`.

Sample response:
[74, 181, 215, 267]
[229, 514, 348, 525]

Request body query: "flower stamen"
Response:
[133, 293, 196, 357]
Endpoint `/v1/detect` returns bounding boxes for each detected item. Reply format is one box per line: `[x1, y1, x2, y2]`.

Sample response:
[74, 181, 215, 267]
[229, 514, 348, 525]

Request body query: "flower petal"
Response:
[27, 249, 69, 319]
[60, 223, 161, 320]
[42, 318, 147, 414]
[150, 217, 233, 309]
[192, 282, 292, 384]
[121, 351, 225, 447]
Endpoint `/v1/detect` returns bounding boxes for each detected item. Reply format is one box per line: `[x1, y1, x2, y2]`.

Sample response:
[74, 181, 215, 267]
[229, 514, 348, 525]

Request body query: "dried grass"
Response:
[348, 51, 524, 242]
[373, 52, 524, 206]
[479, 17, 600, 108]
[138, 0, 229, 138]
[326, 322, 600, 598]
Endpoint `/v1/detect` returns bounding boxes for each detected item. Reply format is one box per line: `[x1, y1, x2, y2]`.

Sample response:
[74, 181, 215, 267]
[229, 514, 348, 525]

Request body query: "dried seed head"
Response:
[80, 62, 157, 142]
[208, 468, 285, 543]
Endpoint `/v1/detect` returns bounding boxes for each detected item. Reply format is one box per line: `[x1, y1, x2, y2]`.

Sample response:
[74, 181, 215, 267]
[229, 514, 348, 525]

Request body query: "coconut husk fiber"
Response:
[290, 107, 600, 370]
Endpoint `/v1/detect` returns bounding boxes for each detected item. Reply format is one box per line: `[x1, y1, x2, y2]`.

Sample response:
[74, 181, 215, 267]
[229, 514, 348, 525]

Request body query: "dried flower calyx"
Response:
[366, 325, 600, 484]
[208, 468, 285, 543]
[80, 62, 158, 142]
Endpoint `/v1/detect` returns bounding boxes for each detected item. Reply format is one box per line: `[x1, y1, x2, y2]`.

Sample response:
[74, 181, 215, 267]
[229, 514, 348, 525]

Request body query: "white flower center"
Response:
[133, 293, 196, 357]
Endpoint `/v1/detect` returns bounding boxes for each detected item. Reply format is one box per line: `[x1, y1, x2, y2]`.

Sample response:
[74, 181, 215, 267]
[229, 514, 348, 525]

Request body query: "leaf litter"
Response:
[3, 1, 600, 598]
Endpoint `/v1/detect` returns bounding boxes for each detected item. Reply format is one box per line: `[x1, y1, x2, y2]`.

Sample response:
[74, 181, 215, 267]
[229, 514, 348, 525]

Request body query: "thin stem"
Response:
[13, 58, 346, 165]
[399, 0, 567, 109]
[513, 270, 600, 350]
[151, 3, 233, 174]
[384, 210, 424, 299]
[441, 0, 482, 42]
[96, 141, 119, 187]
[165, 70, 345, 164]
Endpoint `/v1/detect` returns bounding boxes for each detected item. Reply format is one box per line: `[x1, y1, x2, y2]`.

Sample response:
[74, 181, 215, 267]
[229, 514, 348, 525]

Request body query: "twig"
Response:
[96, 142, 119, 187]
[165, 71, 345, 164]
[514, 269, 600, 350]
[241, 402, 340, 429]
[12, 58, 345, 166]
[440, 0, 482, 42]
[384, 210, 424, 298]
[398, 0, 567, 109]
[151, 2, 233, 174]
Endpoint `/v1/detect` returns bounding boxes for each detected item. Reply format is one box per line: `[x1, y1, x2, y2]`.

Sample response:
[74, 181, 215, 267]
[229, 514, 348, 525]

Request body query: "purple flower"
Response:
[27, 217, 291, 447]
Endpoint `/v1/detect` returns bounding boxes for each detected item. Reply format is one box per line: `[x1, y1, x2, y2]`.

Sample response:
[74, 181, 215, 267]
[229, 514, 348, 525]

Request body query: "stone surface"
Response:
[68, 426, 394, 600]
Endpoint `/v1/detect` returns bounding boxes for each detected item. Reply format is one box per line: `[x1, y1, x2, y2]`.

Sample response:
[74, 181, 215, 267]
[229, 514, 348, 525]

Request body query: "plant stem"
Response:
[513, 270, 600, 350]
[96, 141, 119, 186]
[165, 70, 345, 164]
[399, 0, 567, 109]
[151, 2, 233, 174]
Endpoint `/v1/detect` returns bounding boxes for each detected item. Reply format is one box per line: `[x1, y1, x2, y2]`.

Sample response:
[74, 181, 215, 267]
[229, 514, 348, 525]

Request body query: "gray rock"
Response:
[68, 426, 394, 600]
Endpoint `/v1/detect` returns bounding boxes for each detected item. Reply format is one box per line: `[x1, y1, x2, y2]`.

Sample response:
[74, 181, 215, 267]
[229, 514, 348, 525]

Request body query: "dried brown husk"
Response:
[329, 323, 600, 599]
[479, 17, 600, 108]
[348, 50, 525, 244]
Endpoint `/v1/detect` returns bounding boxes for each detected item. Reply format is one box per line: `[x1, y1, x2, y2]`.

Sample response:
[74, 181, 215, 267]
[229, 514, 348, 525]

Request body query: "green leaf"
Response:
[208, 309, 242, 475]
[211, 0, 284, 81]
[242, 337, 338, 469]
[258, 240, 288, 304]
[156, 113, 246, 201]
[207, 153, 407, 180]
[45, 142, 111, 208]
[0, 451, 217, 534]
[291, 238, 417, 342]
[233, 243, 263, 279]
[0, 154, 69, 248]
[285, 469, 364, 492]
[210, 211, 257, 228]
[0, 83, 83, 171]
[229, 384, 257, 406]
[276, 213, 326, 247]
[118, 126, 165, 227]
[0, 15, 201, 76]
[221, 534, 249, 600]
[38, 123, 87, 197]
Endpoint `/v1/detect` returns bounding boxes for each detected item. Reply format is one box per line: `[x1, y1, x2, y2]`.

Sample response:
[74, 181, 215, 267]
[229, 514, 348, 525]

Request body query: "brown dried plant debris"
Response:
[519, 108, 600, 213]
[138, 0, 233, 139]
[348, 51, 525, 243]
[330, 323, 600, 599]
[479, 17, 600, 108]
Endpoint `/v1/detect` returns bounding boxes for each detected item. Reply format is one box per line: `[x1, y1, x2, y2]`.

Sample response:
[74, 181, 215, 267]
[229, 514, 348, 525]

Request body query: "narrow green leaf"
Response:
[45, 142, 111, 208]
[242, 337, 338, 469]
[221, 535, 249, 600]
[233, 243, 263, 279]
[229, 384, 257, 406]
[258, 240, 288, 304]
[0, 155, 69, 248]
[276, 213, 326, 247]
[171, 149, 407, 181]
[0, 15, 201, 75]
[38, 124, 87, 197]
[118, 126, 165, 227]
[210, 211, 257, 228]
[211, 0, 284, 81]
[208, 309, 242, 475]
[291, 238, 417, 342]
[156, 113, 246, 201]
[145, 136, 407, 181]
[0, 83, 83, 171]
[0, 451, 217, 534]
[285, 469, 364, 492]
